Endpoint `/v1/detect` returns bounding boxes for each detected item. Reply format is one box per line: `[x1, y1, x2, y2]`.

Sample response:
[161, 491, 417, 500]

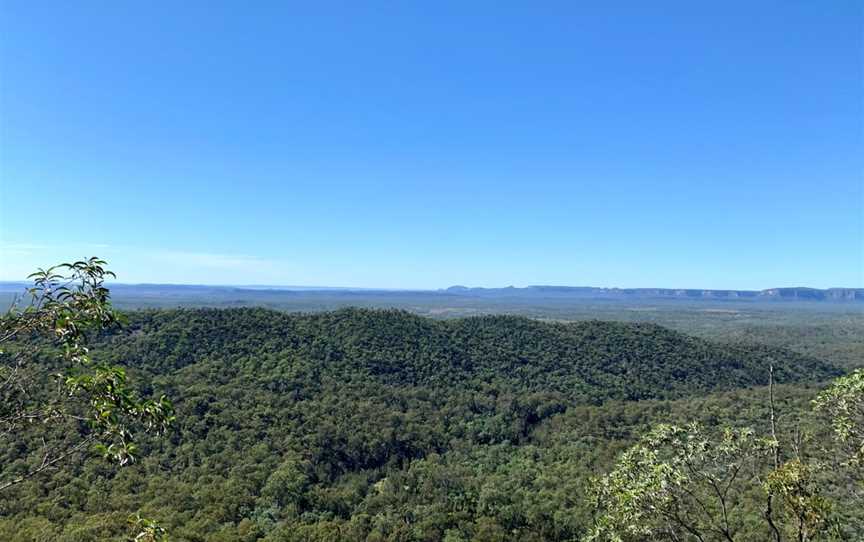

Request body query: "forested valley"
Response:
[2, 269, 862, 542]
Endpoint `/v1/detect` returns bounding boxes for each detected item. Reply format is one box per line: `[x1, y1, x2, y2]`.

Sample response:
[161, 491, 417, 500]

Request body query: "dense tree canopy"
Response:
[1, 305, 855, 541]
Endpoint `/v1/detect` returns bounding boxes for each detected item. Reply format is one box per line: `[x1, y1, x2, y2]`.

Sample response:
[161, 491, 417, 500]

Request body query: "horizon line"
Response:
[0, 280, 861, 293]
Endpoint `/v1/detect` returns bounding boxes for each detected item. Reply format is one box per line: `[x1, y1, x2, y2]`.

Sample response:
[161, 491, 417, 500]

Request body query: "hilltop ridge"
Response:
[105, 307, 840, 402]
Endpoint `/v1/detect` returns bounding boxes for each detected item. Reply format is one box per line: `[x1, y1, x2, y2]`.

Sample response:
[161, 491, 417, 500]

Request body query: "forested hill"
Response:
[2, 307, 847, 541]
[101, 308, 838, 402]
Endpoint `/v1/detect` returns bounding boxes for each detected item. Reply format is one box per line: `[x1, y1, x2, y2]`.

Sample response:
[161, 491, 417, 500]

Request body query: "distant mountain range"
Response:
[1, 282, 861, 304]
[442, 285, 864, 302]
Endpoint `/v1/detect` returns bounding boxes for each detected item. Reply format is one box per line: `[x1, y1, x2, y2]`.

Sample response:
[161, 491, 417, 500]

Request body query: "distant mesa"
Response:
[445, 285, 471, 292]
[440, 285, 864, 302]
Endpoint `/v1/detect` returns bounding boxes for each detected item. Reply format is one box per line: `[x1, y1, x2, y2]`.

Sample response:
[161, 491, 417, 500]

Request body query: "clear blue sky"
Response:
[1, 1, 862, 289]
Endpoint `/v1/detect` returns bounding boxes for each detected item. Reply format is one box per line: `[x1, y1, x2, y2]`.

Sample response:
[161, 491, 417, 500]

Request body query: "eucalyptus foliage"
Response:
[589, 377, 864, 541]
[813, 369, 864, 467]
[0, 258, 173, 491]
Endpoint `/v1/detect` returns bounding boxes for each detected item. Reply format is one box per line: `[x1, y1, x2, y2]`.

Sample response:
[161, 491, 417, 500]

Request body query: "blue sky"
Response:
[1, 1, 861, 289]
